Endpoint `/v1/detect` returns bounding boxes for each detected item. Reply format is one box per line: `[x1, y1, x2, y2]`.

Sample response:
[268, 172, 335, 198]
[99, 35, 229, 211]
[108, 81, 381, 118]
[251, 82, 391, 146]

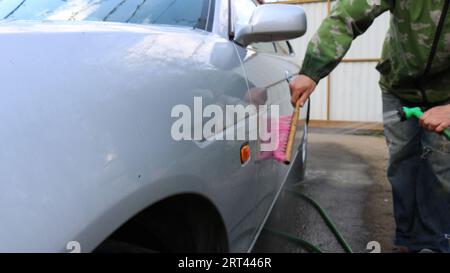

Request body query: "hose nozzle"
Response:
[398, 107, 424, 122]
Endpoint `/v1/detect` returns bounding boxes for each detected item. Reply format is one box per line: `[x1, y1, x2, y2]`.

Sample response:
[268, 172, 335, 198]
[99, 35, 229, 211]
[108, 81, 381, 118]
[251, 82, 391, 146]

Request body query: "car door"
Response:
[199, 40, 262, 252]
[231, 0, 306, 231]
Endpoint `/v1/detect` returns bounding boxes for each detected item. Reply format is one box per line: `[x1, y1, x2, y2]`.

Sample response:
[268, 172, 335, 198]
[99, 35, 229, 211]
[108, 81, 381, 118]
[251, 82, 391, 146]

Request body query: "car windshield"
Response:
[0, 0, 211, 29]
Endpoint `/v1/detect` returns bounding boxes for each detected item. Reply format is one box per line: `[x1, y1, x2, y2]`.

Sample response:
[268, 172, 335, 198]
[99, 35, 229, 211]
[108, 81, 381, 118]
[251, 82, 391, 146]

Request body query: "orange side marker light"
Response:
[240, 143, 251, 165]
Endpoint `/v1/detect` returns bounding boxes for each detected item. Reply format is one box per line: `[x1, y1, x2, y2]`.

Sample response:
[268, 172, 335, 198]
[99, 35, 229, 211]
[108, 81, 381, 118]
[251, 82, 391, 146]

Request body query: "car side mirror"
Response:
[234, 4, 307, 47]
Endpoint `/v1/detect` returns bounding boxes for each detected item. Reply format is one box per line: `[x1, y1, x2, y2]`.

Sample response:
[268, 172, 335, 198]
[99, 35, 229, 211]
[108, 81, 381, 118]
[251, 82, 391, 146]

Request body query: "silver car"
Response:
[0, 0, 309, 253]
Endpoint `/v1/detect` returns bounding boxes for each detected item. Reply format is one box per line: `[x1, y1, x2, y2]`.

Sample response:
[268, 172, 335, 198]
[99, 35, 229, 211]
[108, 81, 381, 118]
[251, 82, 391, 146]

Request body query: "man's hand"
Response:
[289, 75, 317, 107]
[419, 105, 450, 133]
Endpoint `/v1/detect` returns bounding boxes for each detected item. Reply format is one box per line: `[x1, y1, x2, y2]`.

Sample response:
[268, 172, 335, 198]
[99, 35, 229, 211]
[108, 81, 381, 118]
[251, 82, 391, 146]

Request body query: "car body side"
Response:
[0, 0, 307, 252]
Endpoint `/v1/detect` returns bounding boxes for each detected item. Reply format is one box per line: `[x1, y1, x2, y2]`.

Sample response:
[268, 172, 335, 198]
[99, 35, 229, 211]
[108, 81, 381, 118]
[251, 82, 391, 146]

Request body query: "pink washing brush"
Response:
[273, 100, 302, 165]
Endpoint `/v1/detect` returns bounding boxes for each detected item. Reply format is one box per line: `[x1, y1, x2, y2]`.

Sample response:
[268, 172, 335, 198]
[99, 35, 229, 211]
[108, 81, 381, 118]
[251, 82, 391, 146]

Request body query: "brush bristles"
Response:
[273, 115, 292, 164]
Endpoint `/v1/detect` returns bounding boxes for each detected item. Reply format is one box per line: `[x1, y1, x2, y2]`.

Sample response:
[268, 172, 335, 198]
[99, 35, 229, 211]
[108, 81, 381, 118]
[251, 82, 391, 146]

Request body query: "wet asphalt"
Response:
[253, 131, 395, 253]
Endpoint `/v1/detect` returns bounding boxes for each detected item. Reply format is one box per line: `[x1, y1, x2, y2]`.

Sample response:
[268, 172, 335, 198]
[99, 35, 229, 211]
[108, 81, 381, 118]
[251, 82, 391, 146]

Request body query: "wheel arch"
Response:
[94, 192, 229, 252]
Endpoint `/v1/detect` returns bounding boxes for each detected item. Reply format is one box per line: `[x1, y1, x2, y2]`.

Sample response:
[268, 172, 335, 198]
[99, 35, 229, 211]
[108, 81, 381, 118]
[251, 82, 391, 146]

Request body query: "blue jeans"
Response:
[383, 92, 450, 252]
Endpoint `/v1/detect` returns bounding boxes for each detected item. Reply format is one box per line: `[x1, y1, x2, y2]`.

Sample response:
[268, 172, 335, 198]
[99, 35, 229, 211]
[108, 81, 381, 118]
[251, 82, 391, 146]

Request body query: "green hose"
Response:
[264, 188, 354, 253]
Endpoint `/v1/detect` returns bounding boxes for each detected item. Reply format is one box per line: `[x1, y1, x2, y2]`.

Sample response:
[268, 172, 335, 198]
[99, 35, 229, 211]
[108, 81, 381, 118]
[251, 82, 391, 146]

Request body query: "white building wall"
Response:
[267, 0, 390, 122]
[330, 62, 384, 122]
[289, 2, 329, 120]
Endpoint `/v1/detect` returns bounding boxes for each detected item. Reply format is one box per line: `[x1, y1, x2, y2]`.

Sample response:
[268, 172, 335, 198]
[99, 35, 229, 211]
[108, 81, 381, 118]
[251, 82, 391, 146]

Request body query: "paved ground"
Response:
[253, 130, 396, 253]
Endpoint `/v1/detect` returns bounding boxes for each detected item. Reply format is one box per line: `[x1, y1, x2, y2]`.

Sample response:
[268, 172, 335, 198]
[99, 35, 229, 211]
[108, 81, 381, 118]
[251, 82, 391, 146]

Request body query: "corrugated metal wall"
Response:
[267, 0, 390, 122]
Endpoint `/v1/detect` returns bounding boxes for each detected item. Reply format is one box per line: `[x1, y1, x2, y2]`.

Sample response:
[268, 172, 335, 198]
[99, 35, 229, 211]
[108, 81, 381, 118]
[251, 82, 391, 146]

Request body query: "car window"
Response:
[251, 42, 277, 54]
[0, 0, 212, 29]
[232, 0, 256, 29]
[274, 41, 294, 56]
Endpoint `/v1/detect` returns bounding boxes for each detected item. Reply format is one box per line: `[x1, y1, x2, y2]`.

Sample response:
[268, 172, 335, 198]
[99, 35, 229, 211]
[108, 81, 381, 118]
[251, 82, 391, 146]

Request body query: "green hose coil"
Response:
[263, 188, 353, 253]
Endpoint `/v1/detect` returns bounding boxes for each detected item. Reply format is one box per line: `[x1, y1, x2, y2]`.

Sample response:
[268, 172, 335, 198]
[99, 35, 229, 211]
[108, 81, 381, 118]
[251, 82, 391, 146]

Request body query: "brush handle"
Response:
[284, 100, 302, 164]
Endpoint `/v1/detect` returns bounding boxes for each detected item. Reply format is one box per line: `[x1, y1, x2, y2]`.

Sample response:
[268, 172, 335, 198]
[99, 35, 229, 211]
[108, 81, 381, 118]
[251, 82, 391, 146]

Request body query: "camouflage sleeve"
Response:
[300, 0, 394, 83]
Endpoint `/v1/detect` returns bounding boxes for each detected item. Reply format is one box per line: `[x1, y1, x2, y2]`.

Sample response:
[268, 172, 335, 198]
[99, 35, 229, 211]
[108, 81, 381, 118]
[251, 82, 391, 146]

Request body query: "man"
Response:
[290, 0, 450, 252]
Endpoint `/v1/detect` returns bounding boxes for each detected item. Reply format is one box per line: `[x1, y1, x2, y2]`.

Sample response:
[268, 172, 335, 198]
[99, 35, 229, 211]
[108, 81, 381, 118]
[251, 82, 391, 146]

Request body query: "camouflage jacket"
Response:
[300, 0, 450, 105]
